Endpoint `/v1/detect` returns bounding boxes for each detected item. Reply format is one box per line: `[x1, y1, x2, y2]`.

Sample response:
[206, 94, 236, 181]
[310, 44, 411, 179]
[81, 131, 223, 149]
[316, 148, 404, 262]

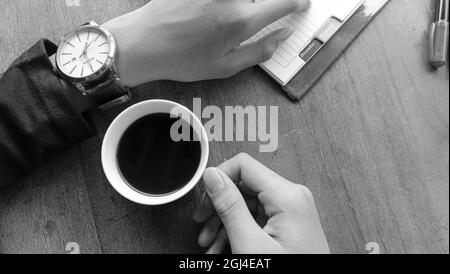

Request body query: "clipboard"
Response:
[282, 0, 391, 101]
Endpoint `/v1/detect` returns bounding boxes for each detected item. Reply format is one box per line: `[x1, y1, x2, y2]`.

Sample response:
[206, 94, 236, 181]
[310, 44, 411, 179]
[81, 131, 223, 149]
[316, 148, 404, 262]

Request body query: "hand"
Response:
[85, 40, 94, 53]
[193, 153, 330, 254]
[79, 42, 88, 58]
[102, 0, 310, 87]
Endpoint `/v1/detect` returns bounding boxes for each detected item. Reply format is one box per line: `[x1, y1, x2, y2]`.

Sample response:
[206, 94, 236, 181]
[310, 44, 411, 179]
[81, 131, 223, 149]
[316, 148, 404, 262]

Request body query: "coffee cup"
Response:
[101, 100, 209, 205]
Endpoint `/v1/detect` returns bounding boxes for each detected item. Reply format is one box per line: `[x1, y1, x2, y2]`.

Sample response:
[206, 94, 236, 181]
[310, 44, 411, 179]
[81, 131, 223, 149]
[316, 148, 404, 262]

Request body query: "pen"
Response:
[429, 0, 449, 68]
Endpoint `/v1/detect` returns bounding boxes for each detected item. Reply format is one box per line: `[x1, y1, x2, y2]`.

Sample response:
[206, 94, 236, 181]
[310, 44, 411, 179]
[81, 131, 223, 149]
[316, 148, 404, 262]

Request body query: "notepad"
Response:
[247, 0, 364, 86]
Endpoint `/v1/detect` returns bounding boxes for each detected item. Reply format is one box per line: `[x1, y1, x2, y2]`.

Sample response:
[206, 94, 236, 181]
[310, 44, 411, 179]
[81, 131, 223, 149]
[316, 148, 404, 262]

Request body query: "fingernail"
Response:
[204, 168, 225, 196]
[294, 0, 311, 11]
[278, 28, 294, 42]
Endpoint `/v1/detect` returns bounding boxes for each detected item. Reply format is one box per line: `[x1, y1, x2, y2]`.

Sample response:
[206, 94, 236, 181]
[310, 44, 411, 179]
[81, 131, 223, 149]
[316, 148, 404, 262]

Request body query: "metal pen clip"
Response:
[429, 0, 449, 68]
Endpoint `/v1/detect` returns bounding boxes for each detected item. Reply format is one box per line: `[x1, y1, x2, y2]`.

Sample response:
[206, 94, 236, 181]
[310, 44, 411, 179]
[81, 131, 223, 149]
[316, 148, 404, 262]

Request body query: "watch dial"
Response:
[58, 28, 110, 78]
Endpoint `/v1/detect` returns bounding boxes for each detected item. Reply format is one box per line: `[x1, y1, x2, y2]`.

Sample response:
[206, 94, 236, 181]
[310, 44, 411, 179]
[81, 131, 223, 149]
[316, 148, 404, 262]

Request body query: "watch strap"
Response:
[85, 75, 131, 111]
[77, 54, 131, 111]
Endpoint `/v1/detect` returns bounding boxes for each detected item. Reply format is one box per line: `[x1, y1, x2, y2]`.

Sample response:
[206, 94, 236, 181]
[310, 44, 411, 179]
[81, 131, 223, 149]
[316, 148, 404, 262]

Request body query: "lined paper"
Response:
[246, 0, 363, 85]
[248, 1, 334, 67]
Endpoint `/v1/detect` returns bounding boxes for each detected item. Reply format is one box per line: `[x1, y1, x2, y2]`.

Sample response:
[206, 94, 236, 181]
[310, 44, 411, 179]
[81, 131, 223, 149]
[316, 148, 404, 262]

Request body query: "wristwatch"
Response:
[54, 21, 131, 111]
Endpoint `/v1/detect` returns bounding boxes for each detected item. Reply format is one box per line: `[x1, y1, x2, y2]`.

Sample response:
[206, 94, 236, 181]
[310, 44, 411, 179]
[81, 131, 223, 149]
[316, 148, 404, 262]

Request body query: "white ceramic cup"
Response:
[101, 100, 209, 206]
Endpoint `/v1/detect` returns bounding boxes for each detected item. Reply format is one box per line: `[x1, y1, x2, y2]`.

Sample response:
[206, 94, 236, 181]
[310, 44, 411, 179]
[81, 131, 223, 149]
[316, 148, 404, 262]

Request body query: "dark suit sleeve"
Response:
[0, 39, 95, 190]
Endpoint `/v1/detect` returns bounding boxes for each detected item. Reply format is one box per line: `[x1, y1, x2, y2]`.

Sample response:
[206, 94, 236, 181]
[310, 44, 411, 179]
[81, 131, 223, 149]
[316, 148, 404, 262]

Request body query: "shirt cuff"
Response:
[17, 39, 95, 144]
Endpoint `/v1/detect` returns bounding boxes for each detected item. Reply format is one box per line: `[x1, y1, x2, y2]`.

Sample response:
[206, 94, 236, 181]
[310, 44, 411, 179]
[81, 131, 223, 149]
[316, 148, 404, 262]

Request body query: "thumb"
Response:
[203, 167, 261, 242]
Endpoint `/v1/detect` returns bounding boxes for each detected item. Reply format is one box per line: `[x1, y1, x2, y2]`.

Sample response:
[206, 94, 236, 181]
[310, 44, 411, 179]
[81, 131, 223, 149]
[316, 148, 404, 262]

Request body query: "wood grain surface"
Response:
[0, 0, 448, 254]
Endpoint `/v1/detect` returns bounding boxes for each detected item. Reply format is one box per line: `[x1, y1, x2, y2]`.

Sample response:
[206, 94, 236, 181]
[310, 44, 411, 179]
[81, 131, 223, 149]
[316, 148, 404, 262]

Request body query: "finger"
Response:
[199, 196, 258, 242]
[245, 196, 259, 214]
[193, 192, 215, 223]
[245, 0, 310, 38]
[198, 197, 259, 250]
[195, 179, 258, 218]
[226, 28, 293, 73]
[198, 214, 222, 248]
[203, 167, 261, 241]
[205, 228, 228, 254]
[194, 186, 257, 225]
[218, 153, 291, 195]
[239, 181, 257, 197]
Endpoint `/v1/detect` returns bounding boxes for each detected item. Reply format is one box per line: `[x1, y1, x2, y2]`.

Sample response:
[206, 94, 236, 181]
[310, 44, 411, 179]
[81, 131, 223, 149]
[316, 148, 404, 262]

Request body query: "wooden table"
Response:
[0, 0, 448, 254]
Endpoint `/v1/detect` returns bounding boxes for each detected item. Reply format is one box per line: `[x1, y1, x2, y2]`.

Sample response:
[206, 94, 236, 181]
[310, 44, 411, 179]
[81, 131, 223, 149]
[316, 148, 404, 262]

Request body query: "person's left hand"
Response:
[193, 154, 329, 254]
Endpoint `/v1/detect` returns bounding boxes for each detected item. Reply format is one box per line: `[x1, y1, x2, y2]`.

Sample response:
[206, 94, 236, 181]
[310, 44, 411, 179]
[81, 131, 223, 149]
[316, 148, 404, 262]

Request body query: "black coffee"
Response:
[116, 113, 201, 195]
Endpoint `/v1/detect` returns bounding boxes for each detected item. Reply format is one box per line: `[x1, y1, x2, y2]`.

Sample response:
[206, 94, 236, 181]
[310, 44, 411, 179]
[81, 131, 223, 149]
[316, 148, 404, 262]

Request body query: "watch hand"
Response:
[85, 53, 94, 72]
[82, 41, 95, 57]
[85, 40, 94, 51]
[79, 42, 88, 58]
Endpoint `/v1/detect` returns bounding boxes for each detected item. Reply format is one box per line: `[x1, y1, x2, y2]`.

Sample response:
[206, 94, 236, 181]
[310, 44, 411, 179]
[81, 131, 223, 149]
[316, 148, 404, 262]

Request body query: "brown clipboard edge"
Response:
[282, 0, 391, 101]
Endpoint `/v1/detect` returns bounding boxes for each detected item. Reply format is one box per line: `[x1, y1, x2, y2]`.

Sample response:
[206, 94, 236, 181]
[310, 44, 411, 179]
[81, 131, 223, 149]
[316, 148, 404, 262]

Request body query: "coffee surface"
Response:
[117, 113, 202, 195]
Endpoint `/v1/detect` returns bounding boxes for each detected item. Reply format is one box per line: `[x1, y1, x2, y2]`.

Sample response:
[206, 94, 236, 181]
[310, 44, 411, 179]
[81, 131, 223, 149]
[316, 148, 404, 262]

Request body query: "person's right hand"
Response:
[194, 153, 330, 254]
[102, 0, 310, 87]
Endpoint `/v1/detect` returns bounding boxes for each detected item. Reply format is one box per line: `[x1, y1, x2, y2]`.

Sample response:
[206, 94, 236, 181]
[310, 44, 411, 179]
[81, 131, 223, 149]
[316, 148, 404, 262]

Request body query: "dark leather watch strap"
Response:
[85, 70, 131, 111]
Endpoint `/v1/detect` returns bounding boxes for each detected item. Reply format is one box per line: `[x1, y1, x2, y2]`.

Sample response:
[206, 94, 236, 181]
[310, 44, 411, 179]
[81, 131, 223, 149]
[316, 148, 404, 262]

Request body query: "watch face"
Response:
[57, 27, 111, 79]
